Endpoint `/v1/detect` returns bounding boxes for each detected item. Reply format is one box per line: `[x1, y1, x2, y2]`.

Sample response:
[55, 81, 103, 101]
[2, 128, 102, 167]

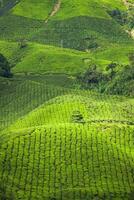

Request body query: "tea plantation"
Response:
[0, 0, 134, 199]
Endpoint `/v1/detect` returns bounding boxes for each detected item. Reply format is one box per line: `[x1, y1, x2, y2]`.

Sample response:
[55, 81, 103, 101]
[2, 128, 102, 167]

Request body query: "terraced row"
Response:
[0, 124, 134, 200]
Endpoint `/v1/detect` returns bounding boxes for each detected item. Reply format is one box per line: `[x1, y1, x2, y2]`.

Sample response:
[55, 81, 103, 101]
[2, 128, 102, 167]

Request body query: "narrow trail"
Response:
[45, 0, 61, 24]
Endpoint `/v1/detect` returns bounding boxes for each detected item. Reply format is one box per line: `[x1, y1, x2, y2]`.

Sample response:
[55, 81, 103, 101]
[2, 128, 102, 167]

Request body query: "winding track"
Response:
[45, 0, 61, 23]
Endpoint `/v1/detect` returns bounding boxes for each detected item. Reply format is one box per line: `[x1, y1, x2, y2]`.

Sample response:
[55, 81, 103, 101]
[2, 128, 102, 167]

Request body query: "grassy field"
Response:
[0, 0, 134, 199]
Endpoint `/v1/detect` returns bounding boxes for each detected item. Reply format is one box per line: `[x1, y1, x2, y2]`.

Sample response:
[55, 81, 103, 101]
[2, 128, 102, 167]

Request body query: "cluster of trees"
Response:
[77, 62, 117, 91]
[0, 39, 28, 78]
[77, 53, 134, 96]
[108, 9, 128, 25]
[0, 53, 12, 78]
[106, 53, 134, 96]
[108, 7, 134, 31]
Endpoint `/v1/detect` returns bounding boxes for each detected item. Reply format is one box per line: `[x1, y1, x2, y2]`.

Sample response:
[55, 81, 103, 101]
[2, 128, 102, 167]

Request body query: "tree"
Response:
[81, 65, 106, 84]
[107, 9, 127, 25]
[76, 65, 108, 92]
[0, 53, 12, 78]
[106, 62, 117, 79]
[105, 64, 134, 96]
[71, 111, 85, 123]
[18, 38, 28, 49]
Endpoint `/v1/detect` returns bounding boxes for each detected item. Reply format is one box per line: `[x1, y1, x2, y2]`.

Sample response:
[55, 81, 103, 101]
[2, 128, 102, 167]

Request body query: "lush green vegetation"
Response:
[0, 0, 134, 199]
[0, 75, 134, 200]
[77, 53, 134, 96]
[12, 0, 57, 20]
[12, 0, 126, 20]
[1, 124, 134, 200]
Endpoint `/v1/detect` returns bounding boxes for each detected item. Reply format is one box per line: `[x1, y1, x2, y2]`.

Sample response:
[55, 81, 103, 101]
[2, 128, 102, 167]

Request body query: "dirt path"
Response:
[45, 0, 61, 23]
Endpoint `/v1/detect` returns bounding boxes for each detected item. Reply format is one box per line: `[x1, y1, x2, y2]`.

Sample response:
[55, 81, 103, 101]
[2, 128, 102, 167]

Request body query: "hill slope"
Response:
[0, 86, 134, 200]
[0, 0, 133, 77]
[0, 1, 134, 200]
[0, 0, 133, 49]
[12, 0, 126, 20]
[1, 124, 134, 200]
[0, 40, 133, 76]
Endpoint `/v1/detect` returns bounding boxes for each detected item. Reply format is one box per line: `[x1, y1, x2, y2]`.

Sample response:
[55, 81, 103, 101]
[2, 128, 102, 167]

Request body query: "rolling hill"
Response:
[0, 0, 133, 49]
[0, 0, 133, 80]
[0, 75, 134, 200]
[0, 0, 134, 200]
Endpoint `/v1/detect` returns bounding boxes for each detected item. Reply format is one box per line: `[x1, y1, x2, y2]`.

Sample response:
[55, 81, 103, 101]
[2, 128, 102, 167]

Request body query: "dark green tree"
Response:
[81, 65, 106, 84]
[0, 53, 12, 78]
[106, 62, 117, 79]
[76, 64, 108, 92]
[71, 111, 85, 123]
[107, 9, 127, 25]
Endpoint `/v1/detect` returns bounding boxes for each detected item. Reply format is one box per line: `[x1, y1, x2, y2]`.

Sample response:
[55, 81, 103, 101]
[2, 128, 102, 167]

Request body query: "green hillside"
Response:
[0, 75, 134, 200]
[0, 0, 133, 71]
[1, 124, 134, 200]
[12, 0, 57, 20]
[12, 0, 126, 20]
[0, 0, 134, 200]
[0, 40, 133, 75]
[0, 83, 134, 199]
[0, 0, 133, 79]
[0, 0, 133, 50]
[8, 93, 134, 130]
